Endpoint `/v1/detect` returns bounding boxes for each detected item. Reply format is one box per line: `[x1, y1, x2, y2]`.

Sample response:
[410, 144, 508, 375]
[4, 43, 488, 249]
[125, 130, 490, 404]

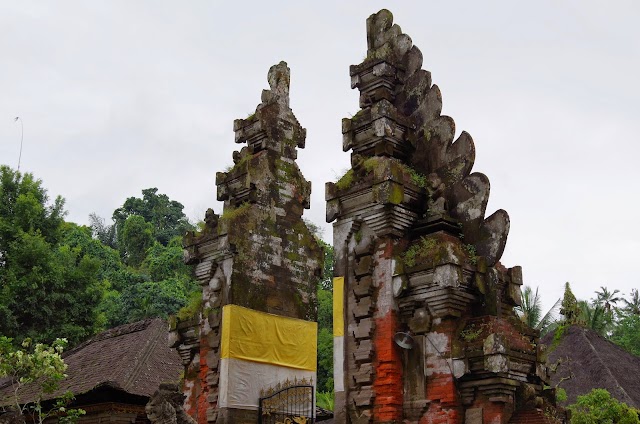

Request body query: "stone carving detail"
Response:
[338, 9, 509, 267]
[146, 383, 197, 424]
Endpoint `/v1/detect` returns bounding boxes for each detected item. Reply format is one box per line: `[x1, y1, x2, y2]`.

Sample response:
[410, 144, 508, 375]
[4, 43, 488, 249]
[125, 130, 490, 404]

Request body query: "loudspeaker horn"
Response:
[393, 331, 415, 350]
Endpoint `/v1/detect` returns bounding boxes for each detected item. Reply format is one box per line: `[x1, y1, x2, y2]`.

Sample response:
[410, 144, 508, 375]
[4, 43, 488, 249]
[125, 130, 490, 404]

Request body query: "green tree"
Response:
[60, 223, 122, 283]
[577, 300, 611, 336]
[560, 282, 579, 324]
[120, 215, 154, 267]
[621, 288, 640, 316]
[609, 289, 640, 356]
[516, 285, 560, 335]
[568, 388, 639, 424]
[88, 212, 117, 249]
[112, 187, 193, 248]
[610, 314, 640, 356]
[314, 234, 334, 393]
[317, 285, 334, 392]
[119, 278, 192, 323]
[0, 166, 65, 254]
[141, 237, 193, 282]
[319, 241, 334, 291]
[0, 167, 105, 346]
[594, 286, 623, 315]
[0, 337, 85, 423]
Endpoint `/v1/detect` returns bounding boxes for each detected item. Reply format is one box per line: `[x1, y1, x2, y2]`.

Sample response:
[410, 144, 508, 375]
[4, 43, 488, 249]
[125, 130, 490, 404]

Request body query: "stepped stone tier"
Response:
[327, 10, 560, 424]
[172, 62, 322, 424]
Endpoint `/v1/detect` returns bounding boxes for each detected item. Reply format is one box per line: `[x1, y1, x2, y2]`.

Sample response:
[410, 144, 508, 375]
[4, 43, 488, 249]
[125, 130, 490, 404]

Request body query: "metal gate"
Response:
[258, 384, 315, 424]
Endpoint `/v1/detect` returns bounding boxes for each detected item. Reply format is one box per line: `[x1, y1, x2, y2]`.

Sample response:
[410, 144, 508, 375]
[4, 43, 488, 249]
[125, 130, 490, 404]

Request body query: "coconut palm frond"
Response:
[578, 300, 610, 335]
[517, 285, 560, 335]
[622, 288, 640, 316]
[594, 286, 622, 314]
[536, 297, 562, 335]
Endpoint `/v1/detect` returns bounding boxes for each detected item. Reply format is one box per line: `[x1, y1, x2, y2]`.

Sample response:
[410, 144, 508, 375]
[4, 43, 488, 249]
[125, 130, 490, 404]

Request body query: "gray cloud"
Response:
[1, 1, 638, 310]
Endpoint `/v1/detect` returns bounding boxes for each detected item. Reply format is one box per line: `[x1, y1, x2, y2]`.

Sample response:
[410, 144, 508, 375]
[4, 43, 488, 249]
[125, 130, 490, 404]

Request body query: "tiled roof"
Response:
[543, 324, 640, 409]
[0, 318, 183, 405]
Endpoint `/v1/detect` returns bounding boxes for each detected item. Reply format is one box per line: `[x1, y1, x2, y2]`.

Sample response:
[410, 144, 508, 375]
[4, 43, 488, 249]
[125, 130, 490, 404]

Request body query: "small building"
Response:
[0, 318, 183, 423]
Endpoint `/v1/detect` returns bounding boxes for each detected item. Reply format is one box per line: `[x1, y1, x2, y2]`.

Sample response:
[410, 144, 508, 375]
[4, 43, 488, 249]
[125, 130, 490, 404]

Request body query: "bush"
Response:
[568, 388, 639, 424]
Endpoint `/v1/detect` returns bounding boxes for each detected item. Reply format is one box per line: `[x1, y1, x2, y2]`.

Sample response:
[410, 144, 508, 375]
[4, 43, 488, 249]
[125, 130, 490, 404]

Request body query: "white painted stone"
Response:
[334, 336, 345, 392]
[465, 407, 483, 424]
[374, 244, 396, 316]
[424, 332, 452, 376]
[425, 332, 449, 354]
[392, 275, 406, 298]
[168, 331, 180, 348]
[452, 358, 466, 378]
[483, 333, 506, 354]
[183, 378, 196, 412]
[434, 264, 460, 287]
[485, 354, 508, 373]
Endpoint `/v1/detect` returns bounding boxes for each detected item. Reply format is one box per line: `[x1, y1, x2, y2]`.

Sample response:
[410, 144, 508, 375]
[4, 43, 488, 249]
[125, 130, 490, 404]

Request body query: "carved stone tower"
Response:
[328, 10, 555, 424]
[173, 62, 322, 424]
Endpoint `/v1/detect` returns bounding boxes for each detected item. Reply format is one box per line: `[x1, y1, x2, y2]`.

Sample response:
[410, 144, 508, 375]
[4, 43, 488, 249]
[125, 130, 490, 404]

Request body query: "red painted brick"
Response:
[373, 311, 403, 422]
[197, 339, 210, 424]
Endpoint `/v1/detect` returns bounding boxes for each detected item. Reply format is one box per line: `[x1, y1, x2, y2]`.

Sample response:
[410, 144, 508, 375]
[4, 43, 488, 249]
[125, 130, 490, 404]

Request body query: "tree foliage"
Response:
[568, 388, 639, 424]
[610, 314, 640, 357]
[516, 285, 560, 335]
[577, 300, 611, 336]
[0, 166, 65, 254]
[0, 336, 85, 423]
[594, 286, 623, 315]
[120, 215, 154, 268]
[88, 213, 116, 249]
[87, 189, 199, 328]
[112, 187, 193, 248]
[315, 237, 334, 394]
[610, 288, 640, 356]
[0, 167, 105, 346]
[560, 282, 579, 325]
[621, 288, 640, 317]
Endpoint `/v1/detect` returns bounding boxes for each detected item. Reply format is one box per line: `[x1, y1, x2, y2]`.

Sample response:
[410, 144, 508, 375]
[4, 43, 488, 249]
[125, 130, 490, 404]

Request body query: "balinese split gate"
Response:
[172, 61, 322, 424]
[328, 10, 559, 424]
[173, 9, 563, 424]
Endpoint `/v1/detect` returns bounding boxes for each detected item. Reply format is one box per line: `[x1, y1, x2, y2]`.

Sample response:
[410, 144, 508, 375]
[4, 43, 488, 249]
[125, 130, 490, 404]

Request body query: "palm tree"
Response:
[621, 288, 640, 316]
[516, 285, 561, 335]
[578, 300, 610, 336]
[594, 286, 622, 314]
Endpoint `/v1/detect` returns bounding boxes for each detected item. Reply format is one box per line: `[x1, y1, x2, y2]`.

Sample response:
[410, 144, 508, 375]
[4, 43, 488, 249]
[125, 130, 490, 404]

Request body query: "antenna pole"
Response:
[14, 117, 23, 171]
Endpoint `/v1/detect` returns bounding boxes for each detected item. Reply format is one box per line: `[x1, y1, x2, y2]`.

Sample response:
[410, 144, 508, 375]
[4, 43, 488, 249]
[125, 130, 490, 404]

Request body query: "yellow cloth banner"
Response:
[333, 277, 344, 337]
[221, 304, 317, 371]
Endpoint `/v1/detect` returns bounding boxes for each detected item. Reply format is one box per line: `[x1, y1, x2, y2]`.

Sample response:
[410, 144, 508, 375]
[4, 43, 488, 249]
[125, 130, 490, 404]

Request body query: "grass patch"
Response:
[220, 202, 251, 222]
[333, 157, 427, 191]
[316, 391, 334, 411]
[335, 170, 354, 190]
[176, 291, 203, 321]
[404, 165, 427, 188]
[464, 244, 478, 265]
[402, 236, 437, 268]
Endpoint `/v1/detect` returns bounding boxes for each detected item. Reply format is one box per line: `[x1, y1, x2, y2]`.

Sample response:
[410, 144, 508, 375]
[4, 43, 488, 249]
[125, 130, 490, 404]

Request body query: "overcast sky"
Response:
[1, 1, 638, 311]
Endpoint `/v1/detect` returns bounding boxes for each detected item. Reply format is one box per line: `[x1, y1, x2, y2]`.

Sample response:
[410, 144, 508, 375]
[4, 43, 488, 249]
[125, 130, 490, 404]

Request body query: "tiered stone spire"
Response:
[328, 10, 558, 424]
[174, 62, 322, 424]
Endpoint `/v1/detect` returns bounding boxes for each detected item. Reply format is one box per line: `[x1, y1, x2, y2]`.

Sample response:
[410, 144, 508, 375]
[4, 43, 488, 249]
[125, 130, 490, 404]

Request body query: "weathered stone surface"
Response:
[330, 8, 555, 424]
[177, 63, 322, 424]
[146, 383, 197, 424]
[465, 407, 483, 424]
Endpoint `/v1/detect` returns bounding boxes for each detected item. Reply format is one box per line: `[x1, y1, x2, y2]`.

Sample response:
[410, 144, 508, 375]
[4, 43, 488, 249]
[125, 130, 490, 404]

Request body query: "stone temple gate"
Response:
[172, 61, 322, 423]
[171, 9, 561, 424]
